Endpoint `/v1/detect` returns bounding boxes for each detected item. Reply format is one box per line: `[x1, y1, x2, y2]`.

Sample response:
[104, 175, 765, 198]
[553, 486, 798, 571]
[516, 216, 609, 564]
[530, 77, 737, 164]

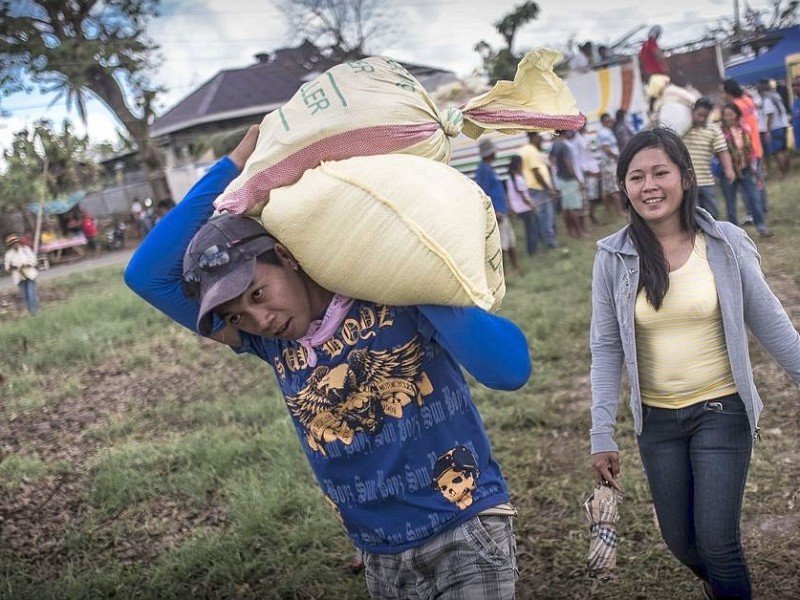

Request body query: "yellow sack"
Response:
[216, 49, 583, 216]
[261, 154, 504, 312]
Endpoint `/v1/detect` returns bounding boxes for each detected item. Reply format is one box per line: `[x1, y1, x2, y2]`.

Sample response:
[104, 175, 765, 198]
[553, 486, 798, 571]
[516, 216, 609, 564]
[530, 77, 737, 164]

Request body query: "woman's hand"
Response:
[591, 451, 622, 491]
[229, 125, 260, 170]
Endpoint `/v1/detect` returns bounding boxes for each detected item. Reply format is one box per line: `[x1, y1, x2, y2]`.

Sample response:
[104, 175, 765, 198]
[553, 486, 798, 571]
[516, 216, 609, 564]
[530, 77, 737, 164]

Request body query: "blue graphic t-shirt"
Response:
[236, 300, 509, 553]
[793, 97, 800, 150]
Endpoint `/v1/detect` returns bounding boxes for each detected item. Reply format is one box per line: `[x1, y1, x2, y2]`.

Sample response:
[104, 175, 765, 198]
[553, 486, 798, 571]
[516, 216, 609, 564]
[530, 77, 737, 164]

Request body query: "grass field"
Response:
[1, 174, 799, 599]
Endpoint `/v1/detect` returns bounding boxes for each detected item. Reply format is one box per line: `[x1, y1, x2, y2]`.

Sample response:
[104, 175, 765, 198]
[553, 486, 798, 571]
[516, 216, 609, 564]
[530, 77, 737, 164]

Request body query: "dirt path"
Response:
[0, 247, 137, 292]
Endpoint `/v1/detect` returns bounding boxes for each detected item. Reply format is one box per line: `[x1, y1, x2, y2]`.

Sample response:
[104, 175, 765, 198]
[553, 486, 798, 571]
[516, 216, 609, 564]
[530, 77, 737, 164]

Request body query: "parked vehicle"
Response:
[105, 220, 127, 250]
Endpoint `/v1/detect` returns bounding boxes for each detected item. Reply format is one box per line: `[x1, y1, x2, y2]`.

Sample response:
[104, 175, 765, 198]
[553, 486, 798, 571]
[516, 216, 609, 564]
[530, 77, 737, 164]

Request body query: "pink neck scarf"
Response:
[297, 294, 354, 367]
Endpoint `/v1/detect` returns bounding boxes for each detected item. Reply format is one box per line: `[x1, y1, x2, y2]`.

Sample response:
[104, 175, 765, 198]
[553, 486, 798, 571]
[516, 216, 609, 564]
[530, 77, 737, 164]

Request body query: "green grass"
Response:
[0, 172, 799, 599]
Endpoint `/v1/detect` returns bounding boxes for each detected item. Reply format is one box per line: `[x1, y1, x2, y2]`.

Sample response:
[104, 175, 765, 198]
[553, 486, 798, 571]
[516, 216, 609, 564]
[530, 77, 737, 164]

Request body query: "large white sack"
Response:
[261, 154, 504, 312]
[215, 50, 584, 217]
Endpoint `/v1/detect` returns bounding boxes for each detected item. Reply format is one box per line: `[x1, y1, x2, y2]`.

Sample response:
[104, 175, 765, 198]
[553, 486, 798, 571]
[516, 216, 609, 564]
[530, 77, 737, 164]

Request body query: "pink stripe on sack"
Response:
[214, 123, 442, 214]
[464, 109, 586, 130]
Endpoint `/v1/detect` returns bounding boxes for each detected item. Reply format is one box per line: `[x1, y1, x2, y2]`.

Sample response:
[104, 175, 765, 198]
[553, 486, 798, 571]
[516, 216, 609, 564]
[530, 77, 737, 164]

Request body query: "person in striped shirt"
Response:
[682, 97, 735, 219]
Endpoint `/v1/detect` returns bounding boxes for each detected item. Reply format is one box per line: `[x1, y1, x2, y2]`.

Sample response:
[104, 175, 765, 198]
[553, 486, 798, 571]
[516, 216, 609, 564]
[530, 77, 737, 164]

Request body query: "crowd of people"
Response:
[3, 41, 800, 597]
[473, 110, 635, 273]
[567, 25, 669, 77]
[472, 70, 799, 282]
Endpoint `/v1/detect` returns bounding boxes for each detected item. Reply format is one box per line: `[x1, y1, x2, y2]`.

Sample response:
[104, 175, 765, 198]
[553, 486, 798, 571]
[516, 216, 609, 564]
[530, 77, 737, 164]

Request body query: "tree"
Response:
[0, 0, 170, 200]
[272, 0, 392, 60]
[474, 1, 540, 84]
[0, 119, 98, 206]
[0, 118, 98, 240]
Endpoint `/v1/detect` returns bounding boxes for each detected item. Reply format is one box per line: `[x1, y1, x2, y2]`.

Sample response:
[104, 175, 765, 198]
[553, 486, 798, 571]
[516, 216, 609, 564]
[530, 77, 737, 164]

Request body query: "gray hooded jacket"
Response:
[590, 209, 800, 454]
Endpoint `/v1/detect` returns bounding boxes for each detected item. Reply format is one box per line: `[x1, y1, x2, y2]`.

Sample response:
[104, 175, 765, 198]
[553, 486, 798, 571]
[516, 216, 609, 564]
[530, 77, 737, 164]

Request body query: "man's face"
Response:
[692, 107, 710, 127]
[214, 248, 317, 340]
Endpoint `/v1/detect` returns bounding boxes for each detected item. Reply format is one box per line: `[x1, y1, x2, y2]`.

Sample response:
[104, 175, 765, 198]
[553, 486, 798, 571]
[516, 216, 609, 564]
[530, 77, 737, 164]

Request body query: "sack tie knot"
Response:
[440, 107, 464, 137]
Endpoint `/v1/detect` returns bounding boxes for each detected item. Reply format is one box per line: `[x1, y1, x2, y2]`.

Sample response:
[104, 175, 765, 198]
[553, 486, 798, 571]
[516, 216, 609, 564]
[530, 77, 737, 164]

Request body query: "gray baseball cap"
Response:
[182, 213, 276, 335]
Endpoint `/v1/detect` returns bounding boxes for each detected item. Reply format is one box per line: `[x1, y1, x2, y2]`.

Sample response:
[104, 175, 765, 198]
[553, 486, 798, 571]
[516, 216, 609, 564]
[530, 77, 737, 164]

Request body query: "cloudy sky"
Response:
[0, 0, 775, 152]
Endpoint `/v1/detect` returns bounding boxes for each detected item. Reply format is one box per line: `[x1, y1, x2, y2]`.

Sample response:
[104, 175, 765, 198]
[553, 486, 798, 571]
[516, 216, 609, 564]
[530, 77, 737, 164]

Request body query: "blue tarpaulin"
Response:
[725, 26, 800, 84]
[27, 191, 87, 215]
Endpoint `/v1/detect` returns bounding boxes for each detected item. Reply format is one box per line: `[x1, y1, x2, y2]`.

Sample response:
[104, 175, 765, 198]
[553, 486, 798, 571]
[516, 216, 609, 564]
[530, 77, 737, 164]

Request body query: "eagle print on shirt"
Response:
[285, 337, 433, 455]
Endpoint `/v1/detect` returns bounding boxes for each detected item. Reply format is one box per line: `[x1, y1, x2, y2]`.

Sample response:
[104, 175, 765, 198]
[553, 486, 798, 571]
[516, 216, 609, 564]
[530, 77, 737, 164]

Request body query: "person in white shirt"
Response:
[570, 42, 592, 73]
[597, 113, 624, 218]
[757, 80, 790, 178]
[3, 233, 39, 314]
[572, 126, 602, 225]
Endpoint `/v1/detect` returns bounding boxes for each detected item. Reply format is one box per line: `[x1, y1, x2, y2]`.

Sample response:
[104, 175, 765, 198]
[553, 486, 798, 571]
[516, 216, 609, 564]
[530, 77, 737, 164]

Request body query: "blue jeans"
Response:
[756, 158, 767, 214]
[517, 210, 539, 255]
[18, 279, 38, 314]
[696, 185, 719, 220]
[529, 189, 557, 248]
[637, 394, 753, 599]
[720, 169, 768, 233]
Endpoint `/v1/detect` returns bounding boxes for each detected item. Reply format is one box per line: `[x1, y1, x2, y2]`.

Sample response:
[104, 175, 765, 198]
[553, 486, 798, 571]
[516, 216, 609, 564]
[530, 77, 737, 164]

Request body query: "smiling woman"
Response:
[588, 127, 800, 600]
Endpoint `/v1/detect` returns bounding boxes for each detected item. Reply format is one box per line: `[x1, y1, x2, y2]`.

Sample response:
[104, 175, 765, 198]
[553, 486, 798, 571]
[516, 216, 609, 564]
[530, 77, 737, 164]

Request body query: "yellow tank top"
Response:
[635, 233, 737, 408]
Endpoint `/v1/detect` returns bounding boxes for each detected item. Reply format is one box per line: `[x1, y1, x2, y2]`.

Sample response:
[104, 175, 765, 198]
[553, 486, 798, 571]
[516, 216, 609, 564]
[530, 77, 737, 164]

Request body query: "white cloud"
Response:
[147, 0, 289, 110]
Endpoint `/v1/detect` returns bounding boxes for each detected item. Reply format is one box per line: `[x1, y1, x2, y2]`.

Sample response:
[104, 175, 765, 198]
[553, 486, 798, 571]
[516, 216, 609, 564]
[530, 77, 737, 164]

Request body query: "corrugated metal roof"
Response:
[151, 41, 455, 138]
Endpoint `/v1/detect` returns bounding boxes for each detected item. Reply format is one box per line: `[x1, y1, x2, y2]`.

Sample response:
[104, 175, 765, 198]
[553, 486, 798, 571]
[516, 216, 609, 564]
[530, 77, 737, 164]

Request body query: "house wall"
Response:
[165, 162, 215, 203]
[82, 181, 152, 217]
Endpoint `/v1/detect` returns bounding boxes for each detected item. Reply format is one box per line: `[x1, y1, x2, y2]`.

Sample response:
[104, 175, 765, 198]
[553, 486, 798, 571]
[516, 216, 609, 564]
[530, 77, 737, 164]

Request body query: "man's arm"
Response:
[718, 149, 736, 182]
[601, 143, 618, 160]
[765, 96, 776, 132]
[564, 154, 584, 189]
[418, 305, 531, 391]
[712, 127, 736, 183]
[124, 125, 259, 336]
[532, 167, 553, 194]
[654, 46, 669, 74]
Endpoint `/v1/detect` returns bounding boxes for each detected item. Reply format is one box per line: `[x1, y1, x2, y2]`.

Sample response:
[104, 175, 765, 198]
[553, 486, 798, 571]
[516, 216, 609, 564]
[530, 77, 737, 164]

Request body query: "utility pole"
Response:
[734, 0, 741, 29]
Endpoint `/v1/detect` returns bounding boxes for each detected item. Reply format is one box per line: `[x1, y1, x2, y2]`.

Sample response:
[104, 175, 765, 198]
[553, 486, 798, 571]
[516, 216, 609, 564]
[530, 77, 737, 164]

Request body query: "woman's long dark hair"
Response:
[507, 154, 524, 193]
[616, 127, 698, 309]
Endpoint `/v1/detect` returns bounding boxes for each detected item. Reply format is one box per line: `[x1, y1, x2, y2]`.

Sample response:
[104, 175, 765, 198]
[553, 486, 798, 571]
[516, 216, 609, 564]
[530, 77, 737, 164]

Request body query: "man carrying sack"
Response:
[126, 126, 531, 597]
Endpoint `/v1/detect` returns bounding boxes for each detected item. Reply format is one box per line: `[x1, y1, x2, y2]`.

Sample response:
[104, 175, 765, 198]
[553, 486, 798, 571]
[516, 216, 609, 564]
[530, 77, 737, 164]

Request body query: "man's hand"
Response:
[590, 451, 622, 491]
[724, 169, 736, 183]
[229, 125, 260, 170]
